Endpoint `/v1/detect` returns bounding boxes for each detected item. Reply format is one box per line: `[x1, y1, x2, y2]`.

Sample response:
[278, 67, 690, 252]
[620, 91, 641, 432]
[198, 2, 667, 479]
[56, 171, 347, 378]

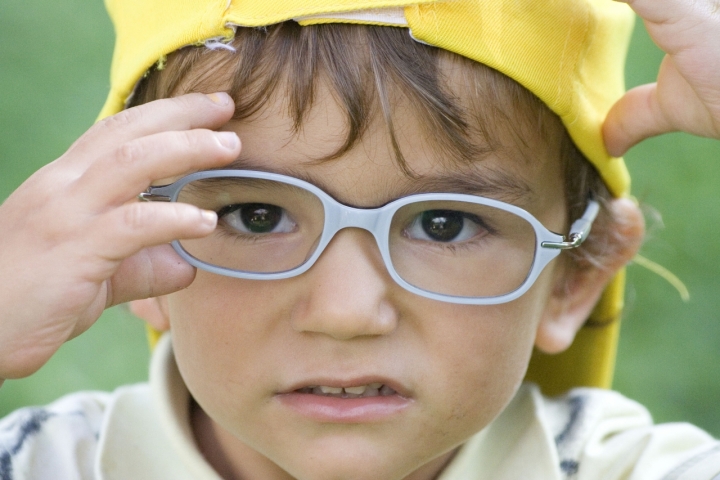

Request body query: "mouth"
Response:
[295, 383, 398, 398]
[277, 380, 411, 423]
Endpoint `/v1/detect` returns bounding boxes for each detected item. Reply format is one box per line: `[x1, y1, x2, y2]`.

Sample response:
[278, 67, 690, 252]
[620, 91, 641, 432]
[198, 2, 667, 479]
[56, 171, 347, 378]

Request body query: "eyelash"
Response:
[402, 231, 494, 254]
[214, 226, 269, 243]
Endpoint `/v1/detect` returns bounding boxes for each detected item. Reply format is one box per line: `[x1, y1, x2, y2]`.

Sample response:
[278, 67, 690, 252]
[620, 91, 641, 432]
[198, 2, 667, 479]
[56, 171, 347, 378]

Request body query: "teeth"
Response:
[319, 386, 343, 394]
[344, 385, 366, 395]
[363, 384, 380, 397]
[303, 383, 395, 398]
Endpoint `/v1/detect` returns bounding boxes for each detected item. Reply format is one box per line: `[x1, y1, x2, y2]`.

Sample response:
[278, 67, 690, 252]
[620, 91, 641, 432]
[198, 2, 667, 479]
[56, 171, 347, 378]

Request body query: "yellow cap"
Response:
[103, 0, 635, 394]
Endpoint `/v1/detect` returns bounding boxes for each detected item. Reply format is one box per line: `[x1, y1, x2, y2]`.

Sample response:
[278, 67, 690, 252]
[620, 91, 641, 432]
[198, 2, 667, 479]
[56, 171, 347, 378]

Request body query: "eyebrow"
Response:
[221, 157, 534, 206]
[396, 168, 533, 205]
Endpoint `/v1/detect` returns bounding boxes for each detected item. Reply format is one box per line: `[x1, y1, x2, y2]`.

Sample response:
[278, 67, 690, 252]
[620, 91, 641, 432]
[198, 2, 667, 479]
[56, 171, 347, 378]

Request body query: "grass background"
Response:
[1, 1, 719, 437]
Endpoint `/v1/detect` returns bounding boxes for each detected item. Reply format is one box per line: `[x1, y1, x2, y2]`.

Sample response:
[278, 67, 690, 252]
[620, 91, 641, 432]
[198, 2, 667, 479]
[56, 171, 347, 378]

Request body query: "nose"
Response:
[289, 228, 398, 340]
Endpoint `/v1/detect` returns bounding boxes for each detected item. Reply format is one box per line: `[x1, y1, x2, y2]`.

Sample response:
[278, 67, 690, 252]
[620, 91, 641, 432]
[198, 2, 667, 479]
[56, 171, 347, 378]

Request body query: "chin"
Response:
[284, 461, 411, 480]
[269, 438, 430, 480]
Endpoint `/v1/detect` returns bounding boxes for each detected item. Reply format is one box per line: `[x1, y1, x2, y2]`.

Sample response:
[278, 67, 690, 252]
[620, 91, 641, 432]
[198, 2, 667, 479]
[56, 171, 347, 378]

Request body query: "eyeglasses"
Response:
[141, 170, 599, 305]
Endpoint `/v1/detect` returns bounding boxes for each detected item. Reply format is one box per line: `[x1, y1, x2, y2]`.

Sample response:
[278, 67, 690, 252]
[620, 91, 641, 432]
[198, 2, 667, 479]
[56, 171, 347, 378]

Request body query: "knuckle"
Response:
[171, 203, 198, 226]
[173, 92, 204, 111]
[172, 130, 198, 153]
[115, 140, 144, 167]
[172, 93, 195, 110]
[171, 130, 220, 161]
[98, 106, 143, 132]
[123, 202, 154, 231]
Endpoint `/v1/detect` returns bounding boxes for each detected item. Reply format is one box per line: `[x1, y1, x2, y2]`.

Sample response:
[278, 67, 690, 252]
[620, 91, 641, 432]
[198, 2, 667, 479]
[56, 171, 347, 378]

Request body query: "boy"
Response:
[1, 1, 719, 479]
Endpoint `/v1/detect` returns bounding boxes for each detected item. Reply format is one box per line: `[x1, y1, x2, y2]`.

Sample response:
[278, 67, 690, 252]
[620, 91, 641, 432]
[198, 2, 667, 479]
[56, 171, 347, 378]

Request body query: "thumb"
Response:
[603, 83, 671, 157]
[106, 244, 196, 307]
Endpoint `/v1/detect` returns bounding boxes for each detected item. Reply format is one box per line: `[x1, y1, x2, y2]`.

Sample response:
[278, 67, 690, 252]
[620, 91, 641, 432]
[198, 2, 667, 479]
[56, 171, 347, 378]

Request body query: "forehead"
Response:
[220, 81, 565, 215]
[172, 27, 567, 214]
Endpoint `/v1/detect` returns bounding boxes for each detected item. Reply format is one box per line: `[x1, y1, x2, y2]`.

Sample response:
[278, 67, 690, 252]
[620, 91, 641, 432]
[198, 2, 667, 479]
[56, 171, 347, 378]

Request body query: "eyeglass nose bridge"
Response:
[334, 204, 383, 231]
[321, 202, 390, 251]
[297, 202, 392, 284]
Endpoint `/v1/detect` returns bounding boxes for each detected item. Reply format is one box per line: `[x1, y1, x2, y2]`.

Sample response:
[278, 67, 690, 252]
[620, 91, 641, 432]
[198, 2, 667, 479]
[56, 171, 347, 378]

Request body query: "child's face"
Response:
[162, 80, 571, 479]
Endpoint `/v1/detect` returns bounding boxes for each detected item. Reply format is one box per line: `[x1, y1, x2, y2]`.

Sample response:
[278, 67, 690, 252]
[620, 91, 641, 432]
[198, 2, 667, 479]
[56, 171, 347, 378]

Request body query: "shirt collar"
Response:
[96, 333, 221, 479]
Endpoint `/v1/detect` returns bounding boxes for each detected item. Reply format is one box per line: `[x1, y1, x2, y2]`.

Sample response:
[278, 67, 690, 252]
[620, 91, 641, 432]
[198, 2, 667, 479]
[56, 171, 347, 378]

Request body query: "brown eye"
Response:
[403, 209, 490, 244]
[421, 210, 464, 242]
[218, 203, 296, 234]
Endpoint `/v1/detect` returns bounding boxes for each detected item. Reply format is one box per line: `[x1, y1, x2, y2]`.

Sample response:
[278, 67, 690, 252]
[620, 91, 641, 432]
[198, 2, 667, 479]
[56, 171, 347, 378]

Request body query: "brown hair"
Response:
[130, 22, 619, 271]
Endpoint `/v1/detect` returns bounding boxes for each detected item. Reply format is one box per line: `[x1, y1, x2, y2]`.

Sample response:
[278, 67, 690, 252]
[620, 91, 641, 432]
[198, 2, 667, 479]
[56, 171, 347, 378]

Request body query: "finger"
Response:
[603, 83, 671, 156]
[91, 201, 217, 262]
[105, 245, 197, 307]
[65, 93, 236, 168]
[620, 0, 720, 54]
[76, 128, 240, 206]
[618, 0, 720, 25]
[618, 0, 690, 24]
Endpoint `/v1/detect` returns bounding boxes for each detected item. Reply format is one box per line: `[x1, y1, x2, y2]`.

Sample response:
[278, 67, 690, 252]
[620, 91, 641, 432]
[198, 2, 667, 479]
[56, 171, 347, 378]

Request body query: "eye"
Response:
[217, 203, 296, 234]
[404, 210, 488, 243]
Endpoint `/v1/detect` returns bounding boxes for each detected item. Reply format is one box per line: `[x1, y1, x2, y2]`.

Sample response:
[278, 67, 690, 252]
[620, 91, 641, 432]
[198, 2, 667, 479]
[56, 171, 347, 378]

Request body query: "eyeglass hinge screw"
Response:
[138, 192, 171, 202]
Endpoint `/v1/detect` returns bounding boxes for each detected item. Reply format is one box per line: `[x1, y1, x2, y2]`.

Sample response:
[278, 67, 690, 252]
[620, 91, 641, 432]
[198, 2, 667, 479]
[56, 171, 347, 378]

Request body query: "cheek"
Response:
[414, 289, 543, 436]
[166, 272, 295, 420]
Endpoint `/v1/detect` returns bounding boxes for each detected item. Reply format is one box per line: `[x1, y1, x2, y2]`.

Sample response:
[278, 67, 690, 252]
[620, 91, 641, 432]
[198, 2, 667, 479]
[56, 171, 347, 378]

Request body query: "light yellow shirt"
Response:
[2, 334, 719, 479]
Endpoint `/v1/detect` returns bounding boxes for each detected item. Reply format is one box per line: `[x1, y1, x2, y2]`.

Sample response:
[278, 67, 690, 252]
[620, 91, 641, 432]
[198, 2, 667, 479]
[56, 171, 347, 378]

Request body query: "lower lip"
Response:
[276, 393, 412, 423]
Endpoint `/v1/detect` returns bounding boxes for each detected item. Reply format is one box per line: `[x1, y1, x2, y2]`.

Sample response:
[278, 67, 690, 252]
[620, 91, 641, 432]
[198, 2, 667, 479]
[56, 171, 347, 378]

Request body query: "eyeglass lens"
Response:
[176, 176, 537, 298]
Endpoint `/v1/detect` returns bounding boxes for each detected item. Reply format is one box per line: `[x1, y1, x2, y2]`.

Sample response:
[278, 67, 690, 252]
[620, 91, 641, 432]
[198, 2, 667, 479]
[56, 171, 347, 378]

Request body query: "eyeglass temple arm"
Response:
[541, 199, 600, 250]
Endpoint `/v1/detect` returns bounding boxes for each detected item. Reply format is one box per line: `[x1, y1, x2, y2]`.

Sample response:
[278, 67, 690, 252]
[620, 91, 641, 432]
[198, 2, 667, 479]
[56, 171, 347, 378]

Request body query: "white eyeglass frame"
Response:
[141, 169, 599, 305]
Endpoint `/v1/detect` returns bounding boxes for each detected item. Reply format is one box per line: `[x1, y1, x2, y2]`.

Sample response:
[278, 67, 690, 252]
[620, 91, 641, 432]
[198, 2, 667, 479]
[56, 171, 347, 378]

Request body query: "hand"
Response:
[603, 0, 720, 156]
[0, 93, 240, 380]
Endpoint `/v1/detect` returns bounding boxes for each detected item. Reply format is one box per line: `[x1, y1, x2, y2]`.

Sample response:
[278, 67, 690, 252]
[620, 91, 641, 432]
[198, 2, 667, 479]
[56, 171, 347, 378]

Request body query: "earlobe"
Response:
[534, 263, 611, 354]
[129, 296, 171, 332]
[535, 197, 644, 354]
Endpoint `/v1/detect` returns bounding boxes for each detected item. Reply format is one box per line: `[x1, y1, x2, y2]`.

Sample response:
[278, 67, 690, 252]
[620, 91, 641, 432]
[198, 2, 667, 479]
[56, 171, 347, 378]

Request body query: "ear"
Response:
[129, 296, 171, 332]
[535, 198, 644, 354]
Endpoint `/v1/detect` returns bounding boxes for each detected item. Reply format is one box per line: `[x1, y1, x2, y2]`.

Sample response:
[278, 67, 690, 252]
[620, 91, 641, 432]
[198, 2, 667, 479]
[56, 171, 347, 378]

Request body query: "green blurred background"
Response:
[1, 1, 719, 437]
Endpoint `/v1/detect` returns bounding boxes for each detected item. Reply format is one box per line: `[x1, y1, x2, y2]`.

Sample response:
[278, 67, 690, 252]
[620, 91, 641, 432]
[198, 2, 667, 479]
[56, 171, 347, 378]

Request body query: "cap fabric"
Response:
[103, 0, 635, 395]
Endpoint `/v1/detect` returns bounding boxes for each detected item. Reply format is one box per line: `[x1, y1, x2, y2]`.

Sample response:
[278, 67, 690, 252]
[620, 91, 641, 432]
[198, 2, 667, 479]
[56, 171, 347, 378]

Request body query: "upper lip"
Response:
[279, 375, 411, 398]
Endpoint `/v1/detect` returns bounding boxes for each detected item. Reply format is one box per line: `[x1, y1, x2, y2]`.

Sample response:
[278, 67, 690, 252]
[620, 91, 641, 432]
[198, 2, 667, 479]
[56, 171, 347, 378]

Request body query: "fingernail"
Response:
[206, 92, 231, 106]
[201, 210, 217, 227]
[216, 131, 239, 150]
